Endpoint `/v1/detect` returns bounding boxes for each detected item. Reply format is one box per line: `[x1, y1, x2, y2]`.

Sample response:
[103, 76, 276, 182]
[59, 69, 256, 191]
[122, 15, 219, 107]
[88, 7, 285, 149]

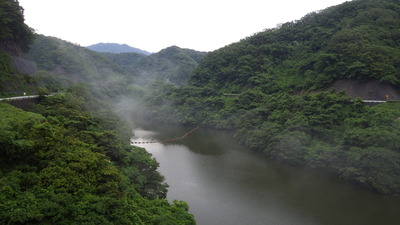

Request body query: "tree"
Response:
[0, 0, 34, 52]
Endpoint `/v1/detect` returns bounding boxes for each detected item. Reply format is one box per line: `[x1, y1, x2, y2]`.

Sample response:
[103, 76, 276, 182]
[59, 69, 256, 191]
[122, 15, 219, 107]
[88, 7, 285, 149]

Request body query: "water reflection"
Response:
[131, 123, 400, 225]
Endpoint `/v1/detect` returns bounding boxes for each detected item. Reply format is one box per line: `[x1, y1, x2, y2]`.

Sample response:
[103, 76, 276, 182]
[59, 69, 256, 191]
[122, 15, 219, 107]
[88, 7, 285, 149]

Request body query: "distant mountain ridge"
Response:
[27, 35, 206, 88]
[87, 43, 151, 55]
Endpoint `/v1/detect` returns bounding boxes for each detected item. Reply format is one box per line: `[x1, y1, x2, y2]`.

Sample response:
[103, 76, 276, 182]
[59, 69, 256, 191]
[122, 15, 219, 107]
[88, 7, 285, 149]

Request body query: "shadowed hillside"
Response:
[28, 35, 127, 83]
[0, 1, 196, 223]
[128, 46, 207, 86]
[0, 0, 36, 95]
[331, 79, 400, 100]
[28, 36, 206, 90]
[141, 0, 400, 195]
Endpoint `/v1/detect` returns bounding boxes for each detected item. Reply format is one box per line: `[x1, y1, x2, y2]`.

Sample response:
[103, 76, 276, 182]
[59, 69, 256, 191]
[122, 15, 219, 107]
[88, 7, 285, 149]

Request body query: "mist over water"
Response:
[131, 121, 400, 225]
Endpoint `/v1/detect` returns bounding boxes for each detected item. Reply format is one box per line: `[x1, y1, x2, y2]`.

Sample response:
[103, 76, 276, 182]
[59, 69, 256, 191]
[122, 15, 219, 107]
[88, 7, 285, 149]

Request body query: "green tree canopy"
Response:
[0, 0, 33, 52]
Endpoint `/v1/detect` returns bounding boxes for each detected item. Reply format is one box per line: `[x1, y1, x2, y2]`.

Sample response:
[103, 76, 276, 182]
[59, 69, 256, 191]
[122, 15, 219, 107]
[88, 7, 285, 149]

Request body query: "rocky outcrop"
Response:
[12, 56, 36, 75]
[330, 79, 400, 100]
[2, 40, 36, 75]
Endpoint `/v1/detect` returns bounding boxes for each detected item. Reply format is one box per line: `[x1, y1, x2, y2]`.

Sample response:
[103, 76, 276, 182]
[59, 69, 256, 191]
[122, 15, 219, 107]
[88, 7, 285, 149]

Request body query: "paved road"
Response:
[0, 95, 40, 101]
[0, 94, 59, 101]
[361, 100, 386, 103]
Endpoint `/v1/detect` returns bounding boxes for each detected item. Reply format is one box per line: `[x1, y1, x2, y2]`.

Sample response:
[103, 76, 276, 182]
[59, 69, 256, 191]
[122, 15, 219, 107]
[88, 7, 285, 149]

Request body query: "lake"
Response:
[131, 122, 400, 225]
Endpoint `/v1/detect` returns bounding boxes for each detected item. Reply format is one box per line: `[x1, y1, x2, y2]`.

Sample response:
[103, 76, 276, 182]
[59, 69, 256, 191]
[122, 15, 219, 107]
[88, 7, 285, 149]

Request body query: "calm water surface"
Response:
[131, 122, 400, 225]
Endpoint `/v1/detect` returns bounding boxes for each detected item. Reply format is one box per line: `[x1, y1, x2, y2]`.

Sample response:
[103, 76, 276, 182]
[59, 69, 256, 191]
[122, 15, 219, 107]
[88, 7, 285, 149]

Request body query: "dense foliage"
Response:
[127, 46, 206, 86]
[0, 89, 195, 224]
[28, 35, 128, 82]
[141, 0, 400, 195]
[0, 0, 41, 96]
[28, 36, 206, 88]
[0, 0, 33, 52]
[188, 0, 400, 92]
[0, 0, 203, 223]
[0, 8, 197, 221]
[102, 52, 146, 73]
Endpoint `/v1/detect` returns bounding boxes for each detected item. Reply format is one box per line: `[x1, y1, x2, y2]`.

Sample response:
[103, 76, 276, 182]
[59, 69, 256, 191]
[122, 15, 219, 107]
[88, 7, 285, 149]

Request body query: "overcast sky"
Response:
[19, 0, 349, 53]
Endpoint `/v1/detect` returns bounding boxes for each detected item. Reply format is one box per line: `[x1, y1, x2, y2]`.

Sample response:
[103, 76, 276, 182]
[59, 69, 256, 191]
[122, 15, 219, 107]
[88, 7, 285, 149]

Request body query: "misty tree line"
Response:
[0, 86, 195, 224]
[0, 0, 196, 224]
[140, 0, 400, 195]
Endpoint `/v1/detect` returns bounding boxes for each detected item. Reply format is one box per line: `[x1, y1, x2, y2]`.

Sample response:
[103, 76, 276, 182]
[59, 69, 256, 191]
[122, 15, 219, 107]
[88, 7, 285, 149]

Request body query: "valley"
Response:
[1, 0, 400, 224]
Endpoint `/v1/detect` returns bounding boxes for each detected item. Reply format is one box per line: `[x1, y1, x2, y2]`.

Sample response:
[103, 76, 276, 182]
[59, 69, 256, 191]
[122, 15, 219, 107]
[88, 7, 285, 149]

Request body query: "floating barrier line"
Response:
[131, 126, 199, 145]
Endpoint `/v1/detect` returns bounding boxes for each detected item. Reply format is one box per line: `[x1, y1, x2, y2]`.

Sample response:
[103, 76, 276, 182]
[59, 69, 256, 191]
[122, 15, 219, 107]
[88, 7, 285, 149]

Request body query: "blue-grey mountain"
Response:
[86, 43, 151, 55]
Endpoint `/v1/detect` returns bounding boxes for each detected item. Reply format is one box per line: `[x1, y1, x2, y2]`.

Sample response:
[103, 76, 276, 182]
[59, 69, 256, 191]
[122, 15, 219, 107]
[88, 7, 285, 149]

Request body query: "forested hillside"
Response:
[141, 0, 400, 195]
[0, 0, 196, 224]
[28, 36, 206, 93]
[0, 0, 35, 96]
[28, 35, 128, 83]
[2, 2, 400, 224]
[0, 90, 195, 224]
[188, 0, 400, 92]
[127, 46, 206, 86]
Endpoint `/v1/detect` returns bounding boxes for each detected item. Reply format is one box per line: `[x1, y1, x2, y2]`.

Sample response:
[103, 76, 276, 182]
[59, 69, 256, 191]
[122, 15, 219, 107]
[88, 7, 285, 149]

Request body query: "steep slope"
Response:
[27, 35, 136, 100]
[29, 35, 127, 82]
[130, 46, 207, 86]
[0, 93, 195, 224]
[87, 42, 151, 55]
[331, 79, 400, 100]
[0, 0, 33, 52]
[101, 51, 146, 72]
[0, 0, 36, 96]
[142, 0, 400, 195]
[189, 0, 400, 94]
[28, 36, 206, 92]
[0, 1, 196, 223]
